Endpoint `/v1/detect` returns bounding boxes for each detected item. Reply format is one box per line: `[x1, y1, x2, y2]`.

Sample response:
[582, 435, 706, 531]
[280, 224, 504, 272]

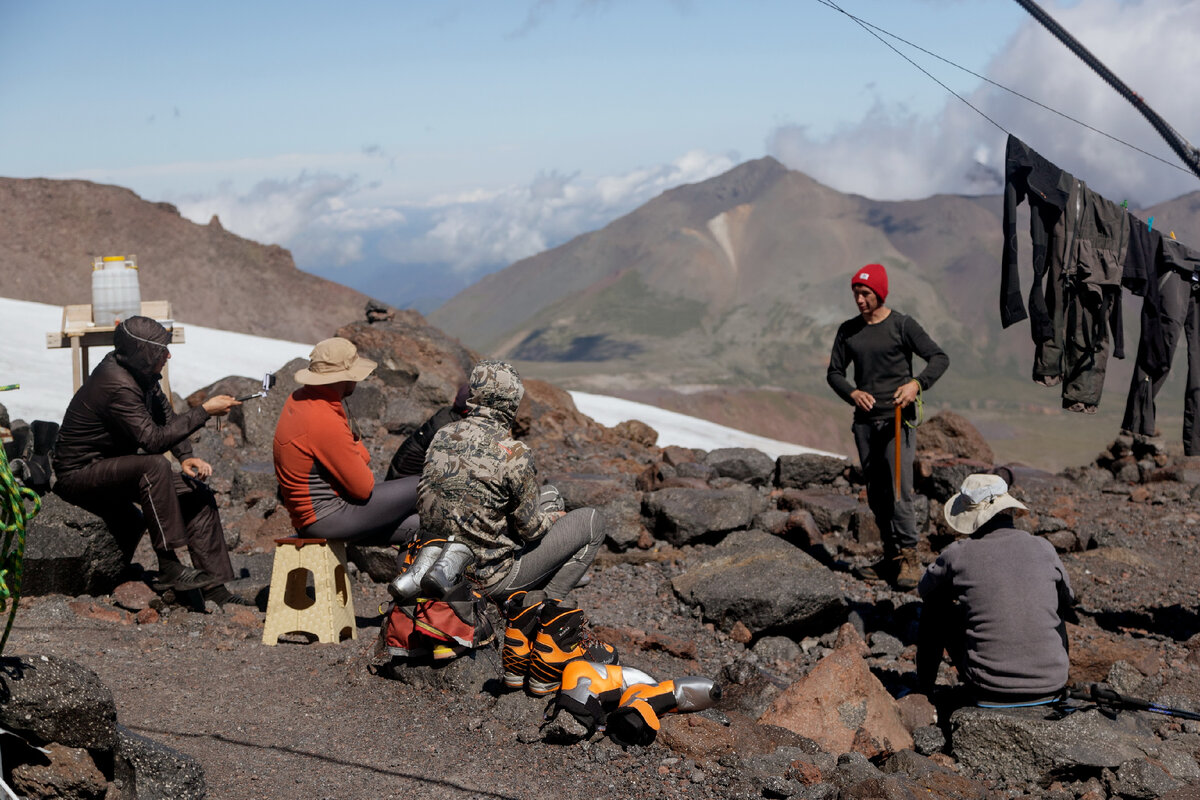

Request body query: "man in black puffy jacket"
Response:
[52, 316, 251, 607]
[384, 383, 469, 480]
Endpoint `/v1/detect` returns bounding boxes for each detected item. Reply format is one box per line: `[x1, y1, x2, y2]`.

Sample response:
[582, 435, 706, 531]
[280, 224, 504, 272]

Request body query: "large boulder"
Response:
[193, 358, 304, 447]
[671, 530, 845, 635]
[776, 454, 851, 489]
[0, 655, 117, 750]
[759, 626, 913, 758]
[338, 314, 475, 403]
[346, 544, 401, 583]
[916, 410, 995, 463]
[949, 705, 1200, 786]
[22, 495, 127, 597]
[705, 448, 775, 486]
[643, 486, 763, 546]
[114, 725, 207, 800]
[593, 496, 647, 551]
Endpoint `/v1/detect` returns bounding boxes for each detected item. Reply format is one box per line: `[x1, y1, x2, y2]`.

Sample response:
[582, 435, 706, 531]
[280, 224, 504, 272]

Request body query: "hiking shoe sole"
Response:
[155, 566, 219, 593]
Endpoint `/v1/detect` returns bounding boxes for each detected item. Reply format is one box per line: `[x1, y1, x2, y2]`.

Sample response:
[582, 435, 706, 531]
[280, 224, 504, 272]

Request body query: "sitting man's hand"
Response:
[181, 457, 213, 479]
[202, 394, 241, 416]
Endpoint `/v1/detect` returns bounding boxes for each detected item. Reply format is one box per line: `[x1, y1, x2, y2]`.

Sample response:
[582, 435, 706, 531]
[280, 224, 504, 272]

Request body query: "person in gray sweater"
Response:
[917, 473, 1074, 704]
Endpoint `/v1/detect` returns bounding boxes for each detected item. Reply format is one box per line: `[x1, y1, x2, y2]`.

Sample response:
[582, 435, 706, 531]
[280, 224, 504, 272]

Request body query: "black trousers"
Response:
[54, 454, 234, 583]
[1122, 268, 1200, 453]
[853, 417, 917, 555]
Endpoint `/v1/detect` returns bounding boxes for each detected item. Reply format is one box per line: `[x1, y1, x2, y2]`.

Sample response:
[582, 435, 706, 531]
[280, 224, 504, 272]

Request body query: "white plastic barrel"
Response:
[91, 255, 142, 326]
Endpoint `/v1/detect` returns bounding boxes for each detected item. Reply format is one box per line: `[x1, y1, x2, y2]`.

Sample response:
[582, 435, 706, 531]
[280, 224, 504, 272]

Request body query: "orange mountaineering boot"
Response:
[500, 590, 544, 690]
[526, 600, 618, 696]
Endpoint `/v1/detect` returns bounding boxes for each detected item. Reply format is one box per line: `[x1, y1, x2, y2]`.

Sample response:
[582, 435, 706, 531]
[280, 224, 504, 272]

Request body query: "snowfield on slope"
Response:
[0, 297, 836, 458]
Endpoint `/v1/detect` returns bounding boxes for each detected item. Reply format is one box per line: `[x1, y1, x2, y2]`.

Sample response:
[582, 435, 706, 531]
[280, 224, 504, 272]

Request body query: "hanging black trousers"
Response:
[1121, 269, 1200, 454]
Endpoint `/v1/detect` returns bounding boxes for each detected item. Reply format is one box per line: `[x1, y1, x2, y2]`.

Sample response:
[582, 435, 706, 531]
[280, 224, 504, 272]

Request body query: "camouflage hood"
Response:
[466, 360, 524, 425]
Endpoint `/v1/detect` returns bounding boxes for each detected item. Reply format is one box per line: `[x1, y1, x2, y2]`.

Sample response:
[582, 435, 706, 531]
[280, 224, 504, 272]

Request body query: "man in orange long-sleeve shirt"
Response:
[273, 338, 419, 544]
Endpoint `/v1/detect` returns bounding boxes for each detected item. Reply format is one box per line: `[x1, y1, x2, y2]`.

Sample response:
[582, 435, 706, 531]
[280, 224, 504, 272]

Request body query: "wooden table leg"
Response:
[70, 336, 82, 393]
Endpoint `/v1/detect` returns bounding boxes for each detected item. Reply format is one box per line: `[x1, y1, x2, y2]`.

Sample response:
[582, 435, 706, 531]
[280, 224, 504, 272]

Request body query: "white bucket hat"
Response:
[943, 473, 1028, 535]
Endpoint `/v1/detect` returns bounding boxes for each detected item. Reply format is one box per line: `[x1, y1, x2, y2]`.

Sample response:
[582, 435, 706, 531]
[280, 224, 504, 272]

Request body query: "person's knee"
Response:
[141, 456, 174, 483]
[583, 508, 603, 548]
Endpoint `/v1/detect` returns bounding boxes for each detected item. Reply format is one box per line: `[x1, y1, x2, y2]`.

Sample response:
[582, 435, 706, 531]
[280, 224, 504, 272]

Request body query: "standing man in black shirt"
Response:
[827, 264, 949, 589]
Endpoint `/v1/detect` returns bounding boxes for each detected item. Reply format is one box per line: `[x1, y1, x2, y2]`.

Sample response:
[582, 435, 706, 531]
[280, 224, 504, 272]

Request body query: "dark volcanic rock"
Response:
[346, 544, 401, 583]
[775, 454, 850, 489]
[920, 458, 992, 502]
[338, 315, 475, 403]
[672, 530, 845, 634]
[949, 705, 1199, 786]
[196, 362, 303, 447]
[705, 447, 775, 486]
[593, 496, 647, 551]
[643, 486, 762, 546]
[778, 488, 860, 533]
[22, 494, 127, 597]
[114, 724, 207, 800]
[0, 655, 117, 750]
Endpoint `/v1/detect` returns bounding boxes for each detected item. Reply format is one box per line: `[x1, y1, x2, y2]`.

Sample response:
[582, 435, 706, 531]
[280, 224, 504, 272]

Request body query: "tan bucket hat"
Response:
[294, 337, 377, 385]
[943, 473, 1028, 535]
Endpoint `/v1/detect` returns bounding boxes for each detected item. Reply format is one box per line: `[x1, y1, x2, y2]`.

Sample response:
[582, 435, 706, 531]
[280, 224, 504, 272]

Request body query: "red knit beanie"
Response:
[851, 263, 888, 303]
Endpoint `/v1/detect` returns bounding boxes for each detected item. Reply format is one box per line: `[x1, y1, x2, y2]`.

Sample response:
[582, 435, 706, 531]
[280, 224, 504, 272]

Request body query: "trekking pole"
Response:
[1068, 683, 1200, 722]
[894, 403, 902, 496]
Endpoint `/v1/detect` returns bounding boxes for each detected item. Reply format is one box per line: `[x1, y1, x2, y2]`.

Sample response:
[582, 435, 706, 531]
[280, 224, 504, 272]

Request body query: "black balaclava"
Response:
[113, 316, 171, 385]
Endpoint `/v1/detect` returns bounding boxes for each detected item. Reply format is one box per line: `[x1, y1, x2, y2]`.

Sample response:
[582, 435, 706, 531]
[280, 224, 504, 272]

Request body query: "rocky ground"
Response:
[5, 310, 1200, 799]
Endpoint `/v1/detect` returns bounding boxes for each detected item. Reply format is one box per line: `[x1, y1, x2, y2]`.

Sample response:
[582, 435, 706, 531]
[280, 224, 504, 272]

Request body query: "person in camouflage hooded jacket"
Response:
[418, 360, 602, 600]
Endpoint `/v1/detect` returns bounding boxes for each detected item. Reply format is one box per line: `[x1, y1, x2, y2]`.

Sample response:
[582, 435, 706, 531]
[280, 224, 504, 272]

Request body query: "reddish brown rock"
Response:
[68, 601, 131, 625]
[642, 632, 698, 659]
[135, 608, 160, 625]
[229, 608, 262, 629]
[1068, 623, 1163, 682]
[662, 446, 699, 466]
[760, 636, 914, 756]
[833, 622, 870, 657]
[786, 509, 823, 547]
[915, 411, 995, 463]
[613, 419, 658, 447]
[11, 742, 107, 800]
[897, 693, 937, 731]
[112, 581, 156, 612]
[729, 621, 753, 645]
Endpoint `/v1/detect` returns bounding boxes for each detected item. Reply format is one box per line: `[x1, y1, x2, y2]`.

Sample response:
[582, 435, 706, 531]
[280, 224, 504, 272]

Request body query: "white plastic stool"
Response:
[261, 538, 357, 646]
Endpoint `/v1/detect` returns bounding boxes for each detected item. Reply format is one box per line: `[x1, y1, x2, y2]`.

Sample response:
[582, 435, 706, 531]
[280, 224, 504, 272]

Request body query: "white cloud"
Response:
[170, 149, 736, 290]
[769, 0, 1200, 205]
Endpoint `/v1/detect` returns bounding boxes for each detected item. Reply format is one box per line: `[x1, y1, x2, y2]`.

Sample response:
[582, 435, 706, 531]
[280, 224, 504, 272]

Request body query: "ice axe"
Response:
[894, 403, 902, 497]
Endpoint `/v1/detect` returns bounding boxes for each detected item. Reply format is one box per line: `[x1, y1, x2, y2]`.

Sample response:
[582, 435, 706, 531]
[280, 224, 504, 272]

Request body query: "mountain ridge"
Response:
[0, 177, 374, 343]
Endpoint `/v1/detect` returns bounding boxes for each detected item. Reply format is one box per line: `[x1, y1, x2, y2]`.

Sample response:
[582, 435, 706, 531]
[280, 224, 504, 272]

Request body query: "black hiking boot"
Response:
[203, 585, 256, 608]
[154, 562, 219, 593]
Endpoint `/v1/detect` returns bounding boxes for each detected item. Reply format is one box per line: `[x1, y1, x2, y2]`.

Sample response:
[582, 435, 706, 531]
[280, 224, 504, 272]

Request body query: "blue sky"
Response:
[2, 0, 1197, 308]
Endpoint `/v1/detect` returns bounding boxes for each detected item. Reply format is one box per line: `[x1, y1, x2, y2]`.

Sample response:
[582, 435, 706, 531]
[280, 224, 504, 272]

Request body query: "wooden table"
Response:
[46, 301, 185, 395]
